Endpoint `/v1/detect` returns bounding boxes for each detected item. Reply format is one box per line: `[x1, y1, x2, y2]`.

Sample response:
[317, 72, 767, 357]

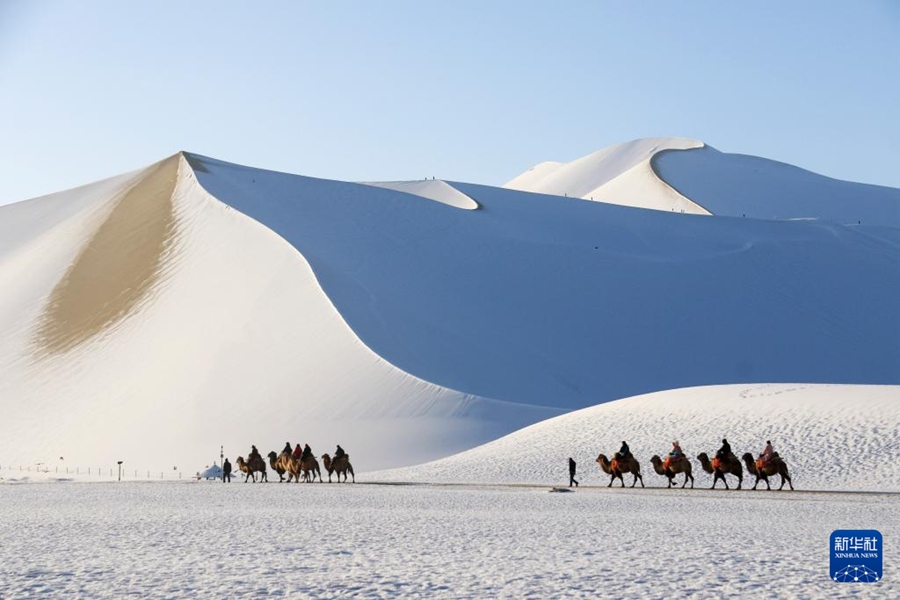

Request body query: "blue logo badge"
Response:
[831, 530, 882, 583]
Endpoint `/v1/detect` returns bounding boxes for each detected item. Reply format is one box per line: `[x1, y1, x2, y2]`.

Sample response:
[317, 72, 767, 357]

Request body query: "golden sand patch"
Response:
[34, 155, 181, 355]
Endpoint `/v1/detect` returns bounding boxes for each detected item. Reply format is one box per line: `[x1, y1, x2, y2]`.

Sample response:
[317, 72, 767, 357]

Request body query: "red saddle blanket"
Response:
[610, 459, 620, 472]
[756, 458, 769, 471]
[663, 457, 683, 471]
[711, 457, 722, 471]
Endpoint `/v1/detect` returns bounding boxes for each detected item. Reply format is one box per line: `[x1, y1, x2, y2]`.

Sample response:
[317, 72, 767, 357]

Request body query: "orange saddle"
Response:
[711, 457, 722, 471]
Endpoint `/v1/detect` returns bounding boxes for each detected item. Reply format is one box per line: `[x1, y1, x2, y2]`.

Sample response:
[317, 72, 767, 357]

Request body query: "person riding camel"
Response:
[249, 445, 261, 462]
[334, 445, 346, 459]
[282, 442, 292, 457]
[292, 443, 303, 460]
[715, 438, 734, 466]
[669, 440, 684, 459]
[301, 443, 312, 461]
[616, 441, 631, 461]
[760, 440, 775, 465]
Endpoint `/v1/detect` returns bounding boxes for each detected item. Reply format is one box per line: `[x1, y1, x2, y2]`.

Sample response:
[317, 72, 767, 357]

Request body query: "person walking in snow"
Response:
[222, 458, 232, 483]
[568, 457, 578, 487]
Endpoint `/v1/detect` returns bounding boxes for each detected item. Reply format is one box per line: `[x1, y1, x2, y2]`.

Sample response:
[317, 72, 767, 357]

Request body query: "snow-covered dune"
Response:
[504, 137, 707, 213]
[1, 146, 898, 474]
[654, 145, 900, 226]
[0, 154, 558, 472]
[508, 138, 900, 227]
[372, 384, 900, 492]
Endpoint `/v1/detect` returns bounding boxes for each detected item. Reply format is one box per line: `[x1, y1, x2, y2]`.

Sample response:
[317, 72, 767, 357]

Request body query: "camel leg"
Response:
[688, 473, 694, 489]
[350, 467, 355, 483]
[638, 473, 644, 488]
[722, 474, 729, 490]
[680, 474, 686, 488]
[752, 475, 759, 490]
[608, 475, 614, 487]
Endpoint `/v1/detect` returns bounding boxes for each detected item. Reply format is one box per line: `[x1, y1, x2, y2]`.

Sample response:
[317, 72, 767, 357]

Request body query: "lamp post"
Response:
[117, 461, 123, 482]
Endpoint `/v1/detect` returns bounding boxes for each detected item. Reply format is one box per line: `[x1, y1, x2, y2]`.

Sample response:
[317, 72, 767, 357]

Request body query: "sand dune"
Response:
[373, 383, 900, 491]
[0, 141, 897, 474]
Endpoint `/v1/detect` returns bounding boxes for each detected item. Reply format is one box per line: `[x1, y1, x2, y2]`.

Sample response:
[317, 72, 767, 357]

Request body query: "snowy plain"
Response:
[0, 481, 895, 599]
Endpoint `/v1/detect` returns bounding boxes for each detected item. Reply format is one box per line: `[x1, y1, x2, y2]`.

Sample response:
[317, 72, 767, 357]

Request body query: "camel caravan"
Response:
[596, 439, 794, 491]
[233, 442, 355, 484]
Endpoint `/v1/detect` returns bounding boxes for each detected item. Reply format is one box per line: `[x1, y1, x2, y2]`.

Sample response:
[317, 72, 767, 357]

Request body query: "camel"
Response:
[596, 453, 644, 488]
[235, 455, 267, 483]
[321, 453, 355, 483]
[300, 455, 322, 483]
[267, 451, 286, 482]
[650, 455, 694, 488]
[742, 452, 794, 491]
[269, 451, 302, 483]
[697, 452, 742, 490]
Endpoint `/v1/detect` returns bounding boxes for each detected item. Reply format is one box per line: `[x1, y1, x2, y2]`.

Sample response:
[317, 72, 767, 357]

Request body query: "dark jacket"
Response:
[301, 444, 312, 460]
[619, 442, 630, 458]
[283, 443, 292, 456]
[335, 445, 346, 458]
[717, 440, 732, 458]
[223, 460, 232, 474]
[568, 458, 576, 475]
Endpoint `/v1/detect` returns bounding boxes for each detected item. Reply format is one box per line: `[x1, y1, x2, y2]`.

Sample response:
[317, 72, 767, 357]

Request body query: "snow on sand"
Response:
[373, 384, 900, 492]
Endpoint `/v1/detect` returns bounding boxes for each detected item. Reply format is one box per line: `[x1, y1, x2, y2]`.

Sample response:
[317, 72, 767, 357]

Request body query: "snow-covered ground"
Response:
[373, 384, 900, 492]
[0, 481, 895, 598]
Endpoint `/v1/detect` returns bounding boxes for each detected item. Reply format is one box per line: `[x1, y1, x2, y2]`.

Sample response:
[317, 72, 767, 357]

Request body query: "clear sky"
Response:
[1, 1, 898, 204]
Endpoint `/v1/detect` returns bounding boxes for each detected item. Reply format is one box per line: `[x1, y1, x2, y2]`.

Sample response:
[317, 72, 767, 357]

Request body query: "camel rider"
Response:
[761, 440, 775, 465]
[716, 438, 732, 461]
[301, 444, 312, 461]
[334, 445, 346, 459]
[617, 441, 631, 461]
[669, 441, 684, 459]
[292, 443, 303, 460]
[249, 445, 261, 462]
[283, 442, 292, 456]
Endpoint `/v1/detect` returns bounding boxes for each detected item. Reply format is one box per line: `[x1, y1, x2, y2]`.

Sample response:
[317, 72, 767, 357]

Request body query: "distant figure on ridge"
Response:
[568, 457, 578, 488]
[222, 458, 232, 483]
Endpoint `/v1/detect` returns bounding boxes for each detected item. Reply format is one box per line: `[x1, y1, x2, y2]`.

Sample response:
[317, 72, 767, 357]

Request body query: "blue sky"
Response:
[1, 1, 898, 204]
